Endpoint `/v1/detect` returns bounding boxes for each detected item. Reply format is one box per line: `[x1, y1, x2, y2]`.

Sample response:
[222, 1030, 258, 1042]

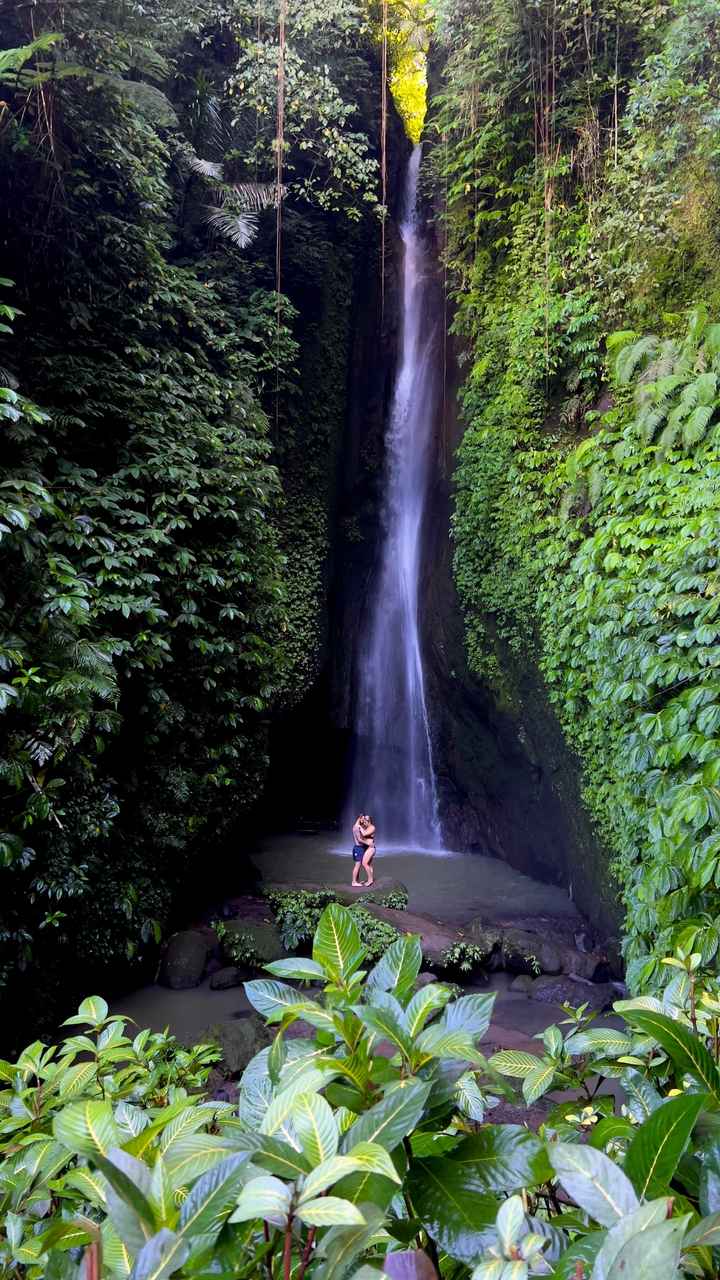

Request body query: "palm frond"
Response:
[188, 156, 224, 181]
[205, 206, 259, 249]
[230, 181, 280, 211]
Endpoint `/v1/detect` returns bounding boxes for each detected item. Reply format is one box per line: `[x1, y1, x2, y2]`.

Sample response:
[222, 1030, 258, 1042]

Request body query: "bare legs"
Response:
[362, 843, 376, 886]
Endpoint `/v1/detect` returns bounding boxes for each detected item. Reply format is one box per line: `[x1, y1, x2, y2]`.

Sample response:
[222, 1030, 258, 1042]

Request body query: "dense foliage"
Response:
[0, 1, 388, 1032]
[5, 908, 720, 1278]
[430, 0, 720, 984]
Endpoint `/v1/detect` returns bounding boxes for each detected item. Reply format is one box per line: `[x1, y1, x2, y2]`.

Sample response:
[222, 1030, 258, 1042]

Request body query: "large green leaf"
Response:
[293, 1091, 338, 1165]
[522, 1061, 557, 1104]
[341, 1080, 431, 1153]
[129, 1228, 189, 1280]
[564, 1028, 634, 1059]
[354, 991, 413, 1058]
[685, 1209, 720, 1249]
[366, 935, 422, 1004]
[62, 996, 109, 1027]
[439, 992, 494, 1039]
[259, 1065, 337, 1140]
[593, 1200, 671, 1280]
[53, 1101, 121, 1158]
[313, 903, 365, 985]
[229, 1175, 292, 1229]
[624, 1092, 706, 1198]
[177, 1154, 252, 1247]
[300, 1144, 400, 1201]
[407, 1157, 499, 1262]
[623, 1010, 720, 1099]
[163, 1135, 237, 1193]
[488, 1050, 542, 1078]
[413, 1024, 484, 1065]
[549, 1143, 639, 1226]
[404, 984, 454, 1037]
[223, 1133, 310, 1180]
[296, 1196, 366, 1227]
[313, 1204, 386, 1280]
[243, 979, 324, 1025]
[605, 1216, 690, 1280]
[263, 957, 326, 980]
[446, 1126, 552, 1192]
[95, 1150, 155, 1252]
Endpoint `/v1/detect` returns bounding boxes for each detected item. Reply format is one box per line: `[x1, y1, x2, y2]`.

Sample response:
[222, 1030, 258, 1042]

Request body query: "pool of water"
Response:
[249, 833, 580, 927]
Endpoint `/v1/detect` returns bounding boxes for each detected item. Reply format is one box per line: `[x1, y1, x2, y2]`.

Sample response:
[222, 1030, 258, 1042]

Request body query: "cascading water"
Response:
[349, 145, 442, 849]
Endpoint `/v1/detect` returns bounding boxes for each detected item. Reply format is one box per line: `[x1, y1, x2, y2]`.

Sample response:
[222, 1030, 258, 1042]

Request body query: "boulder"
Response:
[502, 928, 563, 976]
[220, 918, 285, 967]
[529, 975, 617, 1012]
[159, 930, 208, 990]
[210, 966, 245, 991]
[200, 1012, 273, 1076]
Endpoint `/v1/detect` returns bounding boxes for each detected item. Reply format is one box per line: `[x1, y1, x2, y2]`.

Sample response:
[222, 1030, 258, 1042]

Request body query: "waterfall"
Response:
[349, 145, 442, 850]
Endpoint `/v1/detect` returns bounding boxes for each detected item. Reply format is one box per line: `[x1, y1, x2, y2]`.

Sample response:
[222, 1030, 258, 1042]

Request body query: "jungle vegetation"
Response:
[432, 0, 720, 990]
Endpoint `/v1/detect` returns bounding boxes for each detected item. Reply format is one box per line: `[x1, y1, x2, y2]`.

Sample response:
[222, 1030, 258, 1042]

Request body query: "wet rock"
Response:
[210, 966, 245, 991]
[200, 1012, 272, 1076]
[220, 918, 285, 967]
[510, 974, 536, 995]
[530, 975, 617, 1011]
[159, 930, 208, 990]
[502, 928, 563, 976]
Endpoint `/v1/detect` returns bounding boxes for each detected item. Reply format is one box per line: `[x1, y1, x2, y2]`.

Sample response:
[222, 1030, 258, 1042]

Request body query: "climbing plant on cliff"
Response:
[431, 0, 720, 982]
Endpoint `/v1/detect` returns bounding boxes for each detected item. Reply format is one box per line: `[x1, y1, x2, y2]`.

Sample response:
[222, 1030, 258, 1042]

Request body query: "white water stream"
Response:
[349, 146, 442, 848]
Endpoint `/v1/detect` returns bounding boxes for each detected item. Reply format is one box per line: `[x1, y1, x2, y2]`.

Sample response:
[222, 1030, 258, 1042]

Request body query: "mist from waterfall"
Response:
[348, 145, 442, 850]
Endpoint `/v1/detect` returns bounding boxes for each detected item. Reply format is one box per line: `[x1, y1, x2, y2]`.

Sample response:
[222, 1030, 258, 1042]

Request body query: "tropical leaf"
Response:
[341, 1080, 430, 1153]
[296, 1196, 366, 1227]
[549, 1143, 639, 1226]
[229, 1175, 292, 1229]
[129, 1228, 189, 1280]
[488, 1050, 542, 1078]
[593, 1200, 676, 1280]
[404, 983, 454, 1037]
[366, 935, 422, 1004]
[623, 1010, 720, 1099]
[313, 903, 365, 985]
[605, 1216, 689, 1280]
[623, 1092, 706, 1198]
[53, 1101, 121, 1158]
[408, 1157, 499, 1262]
[293, 1091, 338, 1165]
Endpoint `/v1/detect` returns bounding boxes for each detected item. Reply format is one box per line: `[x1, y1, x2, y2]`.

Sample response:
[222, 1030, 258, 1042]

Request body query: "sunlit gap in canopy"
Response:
[368, 0, 431, 143]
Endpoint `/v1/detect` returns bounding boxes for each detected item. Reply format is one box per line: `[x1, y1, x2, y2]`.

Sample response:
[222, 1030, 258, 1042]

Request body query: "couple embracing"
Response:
[351, 814, 376, 888]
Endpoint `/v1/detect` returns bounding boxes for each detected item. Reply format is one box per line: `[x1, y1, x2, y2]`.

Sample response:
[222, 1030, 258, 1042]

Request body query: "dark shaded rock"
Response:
[200, 1012, 272, 1076]
[530, 975, 616, 1011]
[502, 928, 563, 976]
[159, 930, 208, 990]
[220, 918, 285, 966]
[210, 966, 245, 991]
[414, 972, 438, 991]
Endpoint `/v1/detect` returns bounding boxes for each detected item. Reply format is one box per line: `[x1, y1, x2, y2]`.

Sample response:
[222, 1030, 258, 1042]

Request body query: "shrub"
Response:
[4, 911, 720, 1278]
